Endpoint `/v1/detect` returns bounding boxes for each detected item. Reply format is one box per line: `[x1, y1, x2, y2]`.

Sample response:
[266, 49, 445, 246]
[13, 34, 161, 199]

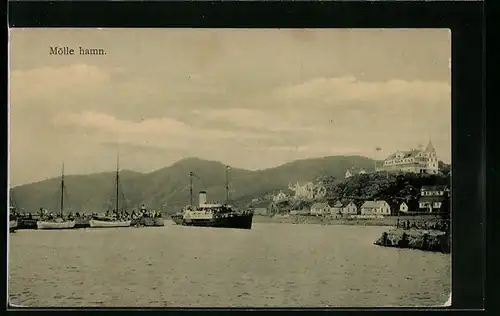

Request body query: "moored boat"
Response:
[37, 220, 75, 230]
[74, 216, 91, 228]
[9, 220, 18, 233]
[89, 219, 131, 228]
[37, 163, 76, 230]
[17, 216, 38, 230]
[132, 205, 165, 227]
[171, 168, 254, 229]
[88, 154, 131, 229]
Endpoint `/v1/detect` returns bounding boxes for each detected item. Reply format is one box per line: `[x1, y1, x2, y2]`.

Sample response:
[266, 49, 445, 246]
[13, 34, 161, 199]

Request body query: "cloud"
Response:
[10, 64, 110, 104]
[52, 111, 272, 150]
[274, 76, 450, 105]
[193, 108, 317, 133]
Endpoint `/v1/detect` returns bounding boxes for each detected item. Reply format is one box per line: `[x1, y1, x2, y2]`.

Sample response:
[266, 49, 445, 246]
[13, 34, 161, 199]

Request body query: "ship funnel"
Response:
[199, 191, 207, 206]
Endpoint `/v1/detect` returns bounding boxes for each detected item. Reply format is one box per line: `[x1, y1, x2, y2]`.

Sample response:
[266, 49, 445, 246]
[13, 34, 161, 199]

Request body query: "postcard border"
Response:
[5, 0, 485, 311]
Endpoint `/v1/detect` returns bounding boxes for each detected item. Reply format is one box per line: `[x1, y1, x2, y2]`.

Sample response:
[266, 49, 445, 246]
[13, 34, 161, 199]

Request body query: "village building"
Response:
[272, 190, 289, 202]
[399, 202, 409, 213]
[376, 140, 439, 174]
[310, 202, 330, 216]
[419, 185, 449, 213]
[345, 168, 368, 179]
[329, 201, 344, 216]
[360, 200, 391, 216]
[342, 201, 358, 215]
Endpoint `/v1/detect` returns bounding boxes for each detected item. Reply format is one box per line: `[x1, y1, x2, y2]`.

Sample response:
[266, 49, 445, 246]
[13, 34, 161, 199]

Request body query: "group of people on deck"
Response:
[34, 205, 162, 221]
[131, 205, 162, 220]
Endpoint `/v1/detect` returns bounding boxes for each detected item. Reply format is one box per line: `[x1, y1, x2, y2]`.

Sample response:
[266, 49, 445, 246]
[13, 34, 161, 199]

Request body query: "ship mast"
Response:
[60, 162, 65, 218]
[116, 154, 120, 212]
[225, 166, 229, 204]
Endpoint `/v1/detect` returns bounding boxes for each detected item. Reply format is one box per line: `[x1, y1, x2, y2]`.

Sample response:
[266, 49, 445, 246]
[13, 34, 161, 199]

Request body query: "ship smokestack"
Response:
[199, 191, 207, 206]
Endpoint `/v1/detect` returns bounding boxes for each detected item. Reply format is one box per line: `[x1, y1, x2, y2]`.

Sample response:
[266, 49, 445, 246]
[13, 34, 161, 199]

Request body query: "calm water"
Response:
[8, 222, 451, 308]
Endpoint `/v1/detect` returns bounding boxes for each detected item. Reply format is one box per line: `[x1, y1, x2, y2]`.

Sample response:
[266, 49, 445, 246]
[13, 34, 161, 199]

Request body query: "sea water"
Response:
[8, 222, 451, 307]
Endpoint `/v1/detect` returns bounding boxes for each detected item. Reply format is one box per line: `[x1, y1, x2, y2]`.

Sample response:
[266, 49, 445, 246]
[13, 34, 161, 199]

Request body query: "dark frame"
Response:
[5, 0, 485, 311]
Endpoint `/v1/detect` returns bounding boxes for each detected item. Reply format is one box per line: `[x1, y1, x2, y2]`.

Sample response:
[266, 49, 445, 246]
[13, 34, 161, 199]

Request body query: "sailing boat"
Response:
[9, 206, 18, 233]
[89, 154, 131, 228]
[37, 163, 76, 230]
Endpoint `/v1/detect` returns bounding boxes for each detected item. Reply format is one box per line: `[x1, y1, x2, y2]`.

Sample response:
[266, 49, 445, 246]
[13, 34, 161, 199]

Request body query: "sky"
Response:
[9, 28, 451, 186]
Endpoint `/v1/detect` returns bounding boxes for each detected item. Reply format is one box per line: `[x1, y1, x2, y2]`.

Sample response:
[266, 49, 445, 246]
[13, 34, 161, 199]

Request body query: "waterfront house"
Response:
[419, 185, 449, 213]
[342, 201, 358, 215]
[360, 200, 391, 216]
[399, 202, 409, 213]
[329, 201, 344, 216]
[310, 202, 330, 216]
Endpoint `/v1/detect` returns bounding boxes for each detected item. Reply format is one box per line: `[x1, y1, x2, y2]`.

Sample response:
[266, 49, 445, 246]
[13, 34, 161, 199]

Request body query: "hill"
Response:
[10, 155, 378, 215]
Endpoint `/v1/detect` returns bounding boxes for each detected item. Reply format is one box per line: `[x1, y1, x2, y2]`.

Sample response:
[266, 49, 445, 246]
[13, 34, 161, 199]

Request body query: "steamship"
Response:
[170, 168, 254, 230]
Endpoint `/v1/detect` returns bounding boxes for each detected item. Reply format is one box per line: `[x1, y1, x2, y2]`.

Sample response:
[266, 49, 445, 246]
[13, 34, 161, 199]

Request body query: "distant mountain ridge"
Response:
[10, 155, 441, 215]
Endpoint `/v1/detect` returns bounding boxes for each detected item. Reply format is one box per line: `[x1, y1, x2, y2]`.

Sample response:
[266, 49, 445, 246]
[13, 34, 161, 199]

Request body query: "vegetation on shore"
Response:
[268, 171, 451, 218]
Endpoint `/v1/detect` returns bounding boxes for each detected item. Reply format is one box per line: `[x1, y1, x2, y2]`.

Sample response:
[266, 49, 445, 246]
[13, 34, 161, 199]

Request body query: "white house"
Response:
[345, 169, 353, 179]
[273, 190, 289, 202]
[360, 200, 391, 216]
[310, 202, 330, 216]
[342, 201, 358, 215]
[419, 185, 449, 213]
[330, 201, 344, 216]
[399, 202, 409, 213]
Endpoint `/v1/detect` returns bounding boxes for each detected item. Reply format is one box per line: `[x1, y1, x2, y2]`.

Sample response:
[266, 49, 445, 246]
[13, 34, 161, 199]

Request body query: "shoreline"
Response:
[252, 214, 444, 227]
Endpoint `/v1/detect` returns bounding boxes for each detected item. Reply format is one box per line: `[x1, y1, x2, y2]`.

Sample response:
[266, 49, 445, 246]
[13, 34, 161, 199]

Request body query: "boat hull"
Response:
[37, 221, 76, 230]
[9, 220, 18, 233]
[132, 217, 165, 227]
[74, 218, 90, 228]
[17, 219, 38, 230]
[141, 217, 165, 227]
[171, 213, 253, 230]
[89, 219, 131, 228]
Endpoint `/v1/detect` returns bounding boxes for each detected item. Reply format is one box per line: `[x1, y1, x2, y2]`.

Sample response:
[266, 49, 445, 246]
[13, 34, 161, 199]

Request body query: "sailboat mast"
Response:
[116, 154, 120, 212]
[60, 163, 65, 217]
[189, 172, 193, 207]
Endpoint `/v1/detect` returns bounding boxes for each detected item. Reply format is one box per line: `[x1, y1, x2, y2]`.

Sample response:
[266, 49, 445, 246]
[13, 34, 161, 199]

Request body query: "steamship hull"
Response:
[171, 213, 253, 230]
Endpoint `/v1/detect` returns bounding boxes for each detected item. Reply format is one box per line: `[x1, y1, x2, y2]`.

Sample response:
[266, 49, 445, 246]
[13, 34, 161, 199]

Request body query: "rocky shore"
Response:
[374, 228, 451, 253]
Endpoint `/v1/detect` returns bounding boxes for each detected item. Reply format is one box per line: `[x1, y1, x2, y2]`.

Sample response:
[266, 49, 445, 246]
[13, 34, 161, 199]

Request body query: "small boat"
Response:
[9, 220, 18, 233]
[133, 205, 165, 227]
[37, 163, 76, 230]
[74, 217, 91, 229]
[171, 168, 254, 229]
[88, 154, 131, 229]
[89, 219, 131, 228]
[16, 216, 38, 230]
[37, 220, 76, 230]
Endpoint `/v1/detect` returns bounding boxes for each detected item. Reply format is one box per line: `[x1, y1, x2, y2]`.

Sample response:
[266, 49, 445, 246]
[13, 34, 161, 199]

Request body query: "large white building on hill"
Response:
[376, 140, 439, 175]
